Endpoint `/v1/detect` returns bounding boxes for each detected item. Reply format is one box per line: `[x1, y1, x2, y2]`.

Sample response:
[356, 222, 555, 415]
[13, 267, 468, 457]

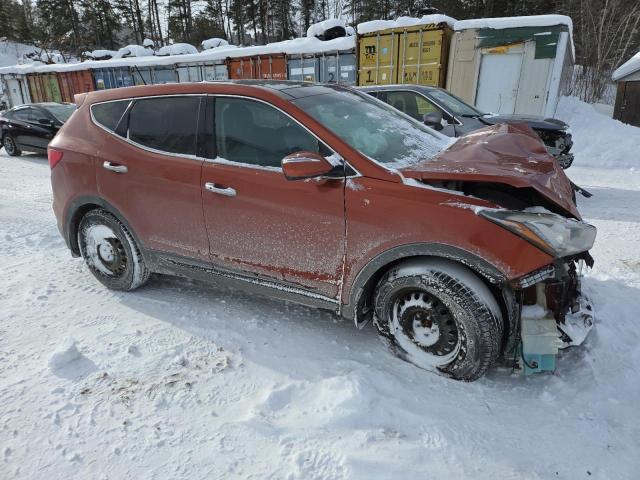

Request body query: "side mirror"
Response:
[423, 111, 443, 130]
[282, 151, 334, 180]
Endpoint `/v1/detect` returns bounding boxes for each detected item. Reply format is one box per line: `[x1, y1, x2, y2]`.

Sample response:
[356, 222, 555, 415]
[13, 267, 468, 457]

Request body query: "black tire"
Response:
[3, 134, 21, 156]
[78, 209, 150, 291]
[373, 258, 503, 382]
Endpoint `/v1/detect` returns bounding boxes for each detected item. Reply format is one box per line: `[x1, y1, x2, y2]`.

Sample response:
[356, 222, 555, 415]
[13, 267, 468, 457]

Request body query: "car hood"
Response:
[478, 114, 568, 131]
[401, 123, 580, 218]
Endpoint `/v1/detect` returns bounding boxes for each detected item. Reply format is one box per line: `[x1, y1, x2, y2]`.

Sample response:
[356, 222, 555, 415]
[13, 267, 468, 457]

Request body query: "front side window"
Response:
[215, 97, 321, 168]
[128, 96, 200, 155]
[13, 108, 32, 121]
[385, 91, 438, 120]
[293, 88, 449, 168]
[428, 89, 483, 117]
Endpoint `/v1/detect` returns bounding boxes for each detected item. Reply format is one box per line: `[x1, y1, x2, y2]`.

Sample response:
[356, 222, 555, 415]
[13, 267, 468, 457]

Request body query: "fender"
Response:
[342, 243, 509, 326]
[63, 195, 145, 257]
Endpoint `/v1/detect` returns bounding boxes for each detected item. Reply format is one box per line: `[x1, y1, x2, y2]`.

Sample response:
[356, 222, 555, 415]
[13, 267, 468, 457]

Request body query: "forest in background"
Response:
[0, 0, 639, 102]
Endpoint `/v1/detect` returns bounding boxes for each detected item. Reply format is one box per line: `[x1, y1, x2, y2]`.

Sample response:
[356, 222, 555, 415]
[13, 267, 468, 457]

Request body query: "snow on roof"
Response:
[454, 14, 571, 32]
[158, 43, 198, 56]
[201, 38, 228, 50]
[454, 15, 574, 59]
[114, 45, 154, 59]
[307, 19, 347, 38]
[142, 38, 155, 48]
[357, 14, 456, 35]
[0, 35, 355, 75]
[87, 49, 118, 60]
[613, 50, 640, 81]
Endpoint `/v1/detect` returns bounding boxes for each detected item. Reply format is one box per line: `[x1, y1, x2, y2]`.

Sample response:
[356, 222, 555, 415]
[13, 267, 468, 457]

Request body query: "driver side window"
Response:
[215, 97, 322, 168]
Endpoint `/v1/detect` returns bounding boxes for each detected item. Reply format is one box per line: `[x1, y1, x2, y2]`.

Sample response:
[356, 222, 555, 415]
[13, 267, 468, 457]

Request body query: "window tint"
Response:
[215, 97, 321, 168]
[13, 108, 32, 121]
[92, 101, 129, 132]
[129, 96, 199, 155]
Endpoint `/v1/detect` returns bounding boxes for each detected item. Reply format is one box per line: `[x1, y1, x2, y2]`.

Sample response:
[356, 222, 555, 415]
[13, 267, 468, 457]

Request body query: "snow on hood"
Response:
[357, 14, 456, 34]
[613, 50, 640, 81]
[158, 43, 198, 56]
[400, 123, 579, 218]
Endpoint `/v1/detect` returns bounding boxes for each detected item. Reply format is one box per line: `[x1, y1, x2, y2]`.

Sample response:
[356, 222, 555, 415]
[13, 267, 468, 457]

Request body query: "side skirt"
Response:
[144, 250, 341, 313]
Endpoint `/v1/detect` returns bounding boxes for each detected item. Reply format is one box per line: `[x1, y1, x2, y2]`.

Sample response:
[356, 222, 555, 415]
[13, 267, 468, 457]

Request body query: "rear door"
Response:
[200, 96, 346, 299]
[94, 95, 210, 261]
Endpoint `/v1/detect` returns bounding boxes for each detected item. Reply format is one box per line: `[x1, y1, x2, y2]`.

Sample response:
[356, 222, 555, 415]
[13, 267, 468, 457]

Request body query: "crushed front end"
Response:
[535, 128, 574, 169]
[510, 256, 594, 374]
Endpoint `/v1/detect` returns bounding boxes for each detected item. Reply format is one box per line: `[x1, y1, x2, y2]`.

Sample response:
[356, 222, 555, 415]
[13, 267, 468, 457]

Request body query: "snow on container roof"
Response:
[307, 19, 347, 38]
[357, 14, 456, 35]
[613, 50, 640, 81]
[158, 43, 198, 56]
[202, 38, 229, 50]
[114, 45, 154, 59]
[454, 14, 574, 58]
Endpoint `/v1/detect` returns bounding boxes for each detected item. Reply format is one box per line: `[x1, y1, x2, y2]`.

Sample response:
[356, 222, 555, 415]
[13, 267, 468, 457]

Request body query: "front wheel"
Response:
[373, 259, 503, 381]
[3, 135, 21, 156]
[78, 209, 150, 291]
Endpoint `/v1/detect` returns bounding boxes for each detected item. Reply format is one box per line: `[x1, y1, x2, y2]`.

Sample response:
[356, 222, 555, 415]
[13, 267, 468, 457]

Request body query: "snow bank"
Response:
[556, 95, 640, 168]
[201, 38, 229, 50]
[158, 43, 198, 56]
[307, 18, 347, 38]
[357, 14, 456, 34]
[612, 50, 640, 81]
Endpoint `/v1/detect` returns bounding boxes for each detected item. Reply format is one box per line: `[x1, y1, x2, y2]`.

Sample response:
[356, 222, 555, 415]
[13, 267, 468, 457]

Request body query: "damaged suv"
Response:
[50, 82, 596, 381]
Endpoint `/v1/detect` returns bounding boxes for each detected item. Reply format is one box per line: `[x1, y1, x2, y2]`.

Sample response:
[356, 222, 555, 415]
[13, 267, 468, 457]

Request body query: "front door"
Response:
[200, 96, 345, 299]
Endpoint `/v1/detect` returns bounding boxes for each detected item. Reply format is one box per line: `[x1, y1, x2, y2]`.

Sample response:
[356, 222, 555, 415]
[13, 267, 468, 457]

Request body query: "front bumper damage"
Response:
[511, 257, 594, 374]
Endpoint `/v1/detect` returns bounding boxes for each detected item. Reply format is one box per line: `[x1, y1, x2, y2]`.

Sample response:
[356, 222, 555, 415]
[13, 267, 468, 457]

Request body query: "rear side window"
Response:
[128, 96, 199, 155]
[92, 100, 130, 132]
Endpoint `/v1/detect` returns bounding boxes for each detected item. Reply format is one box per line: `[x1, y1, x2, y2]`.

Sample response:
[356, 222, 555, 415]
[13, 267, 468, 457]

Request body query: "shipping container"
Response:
[0, 73, 31, 107]
[57, 70, 95, 102]
[151, 66, 178, 84]
[287, 55, 320, 82]
[92, 67, 135, 90]
[358, 23, 452, 87]
[41, 73, 63, 102]
[27, 74, 44, 103]
[176, 62, 228, 82]
[446, 16, 574, 117]
[227, 55, 288, 80]
[131, 66, 153, 86]
[287, 51, 357, 85]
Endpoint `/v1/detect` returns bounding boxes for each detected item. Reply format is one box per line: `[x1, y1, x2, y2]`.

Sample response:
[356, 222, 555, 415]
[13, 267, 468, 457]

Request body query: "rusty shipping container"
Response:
[358, 23, 452, 87]
[57, 70, 95, 102]
[27, 74, 44, 103]
[227, 55, 288, 80]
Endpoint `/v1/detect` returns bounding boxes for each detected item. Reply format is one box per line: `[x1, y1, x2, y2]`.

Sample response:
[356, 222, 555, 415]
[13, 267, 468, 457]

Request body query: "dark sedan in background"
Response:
[0, 103, 76, 157]
[360, 85, 575, 168]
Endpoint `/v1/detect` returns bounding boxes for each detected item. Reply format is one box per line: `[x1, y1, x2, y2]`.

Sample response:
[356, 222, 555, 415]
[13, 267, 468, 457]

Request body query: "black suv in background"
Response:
[360, 85, 574, 168]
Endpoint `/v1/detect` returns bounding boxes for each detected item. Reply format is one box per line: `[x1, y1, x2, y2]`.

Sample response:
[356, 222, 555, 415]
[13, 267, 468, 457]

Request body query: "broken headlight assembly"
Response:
[480, 210, 597, 257]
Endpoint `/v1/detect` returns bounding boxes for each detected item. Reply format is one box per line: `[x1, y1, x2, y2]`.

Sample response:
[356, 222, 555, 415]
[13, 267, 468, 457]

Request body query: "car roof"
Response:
[82, 80, 352, 106]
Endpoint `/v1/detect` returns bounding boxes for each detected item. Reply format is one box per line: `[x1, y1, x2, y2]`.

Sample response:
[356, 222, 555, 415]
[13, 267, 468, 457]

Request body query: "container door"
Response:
[93, 70, 106, 89]
[514, 41, 553, 116]
[337, 53, 356, 85]
[475, 45, 524, 114]
[79, 70, 95, 93]
[6, 78, 23, 107]
[289, 56, 318, 82]
[152, 67, 178, 84]
[214, 64, 228, 80]
[358, 32, 398, 85]
[287, 57, 304, 81]
[58, 74, 73, 102]
[619, 82, 640, 126]
[47, 74, 63, 102]
[398, 28, 444, 86]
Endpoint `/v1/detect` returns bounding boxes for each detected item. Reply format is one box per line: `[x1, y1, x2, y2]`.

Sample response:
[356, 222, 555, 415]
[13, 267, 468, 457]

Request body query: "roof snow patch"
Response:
[613, 50, 640, 81]
[357, 14, 456, 34]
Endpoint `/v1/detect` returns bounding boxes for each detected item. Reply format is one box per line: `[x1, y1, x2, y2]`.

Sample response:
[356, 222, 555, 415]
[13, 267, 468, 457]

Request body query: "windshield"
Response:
[428, 89, 484, 117]
[45, 104, 76, 123]
[292, 88, 450, 168]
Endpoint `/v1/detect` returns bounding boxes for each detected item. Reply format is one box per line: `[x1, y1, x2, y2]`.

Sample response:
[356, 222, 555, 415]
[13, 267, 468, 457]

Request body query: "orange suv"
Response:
[50, 81, 596, 381]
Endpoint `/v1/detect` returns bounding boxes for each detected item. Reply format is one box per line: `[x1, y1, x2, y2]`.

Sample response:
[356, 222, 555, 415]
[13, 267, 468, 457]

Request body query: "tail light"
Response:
[48, 148, 64, 169]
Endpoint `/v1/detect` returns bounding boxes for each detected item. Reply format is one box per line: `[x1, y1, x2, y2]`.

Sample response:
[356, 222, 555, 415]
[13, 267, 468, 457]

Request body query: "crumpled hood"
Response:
[401, 123, 580, 218]
[478, 114, 569, 131]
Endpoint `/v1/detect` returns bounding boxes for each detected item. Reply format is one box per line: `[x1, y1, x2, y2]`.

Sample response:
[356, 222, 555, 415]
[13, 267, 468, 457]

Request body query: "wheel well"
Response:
[353, 254, 515, 351]
[68, 203, 102, 255]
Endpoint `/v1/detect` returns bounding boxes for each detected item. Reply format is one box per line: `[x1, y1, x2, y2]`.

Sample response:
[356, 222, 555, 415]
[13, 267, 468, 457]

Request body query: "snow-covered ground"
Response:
[1, 100, 639, 478]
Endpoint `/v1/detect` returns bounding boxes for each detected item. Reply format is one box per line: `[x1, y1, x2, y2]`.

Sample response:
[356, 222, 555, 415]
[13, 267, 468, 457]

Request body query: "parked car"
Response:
[49, 82, 596, 381]
[0, 102, 76, 156]
[359, 85, 575, 168]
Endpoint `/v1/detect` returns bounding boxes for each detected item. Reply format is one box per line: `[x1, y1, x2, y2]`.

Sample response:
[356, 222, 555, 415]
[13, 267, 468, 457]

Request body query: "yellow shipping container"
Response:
[358, 23, 452, 87]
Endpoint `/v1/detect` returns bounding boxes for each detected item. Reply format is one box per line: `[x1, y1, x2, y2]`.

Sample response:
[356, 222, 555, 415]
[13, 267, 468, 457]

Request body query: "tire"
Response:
[3, 134, 21, 156]
[373, 258, 503, 382]
[78, 209, 150, 291]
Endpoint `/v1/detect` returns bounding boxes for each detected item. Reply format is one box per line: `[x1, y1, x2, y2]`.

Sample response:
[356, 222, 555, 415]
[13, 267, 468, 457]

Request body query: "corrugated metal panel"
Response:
[288, 55, 320, 82]
[446, 28, 480, 105]
[358, 31, 398, 85]
[287, 51, 357, 85]
[152, 66, 178, 84]
[228, 55, 288, 80]
[27, 75, 43, 102]
[177, 63, 228, 82]
[41, 73, 62, 102]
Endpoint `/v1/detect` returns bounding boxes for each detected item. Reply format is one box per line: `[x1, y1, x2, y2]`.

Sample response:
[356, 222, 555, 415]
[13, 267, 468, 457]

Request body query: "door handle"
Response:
[204, 182, 236, 197]
[102, 161, 128, 173]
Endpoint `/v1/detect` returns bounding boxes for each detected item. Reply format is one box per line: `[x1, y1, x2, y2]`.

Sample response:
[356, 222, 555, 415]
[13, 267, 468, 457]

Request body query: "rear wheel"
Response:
[78, 209, 150, 291]
[373, 259, 503, 381]
[3, 135, 21, 156]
